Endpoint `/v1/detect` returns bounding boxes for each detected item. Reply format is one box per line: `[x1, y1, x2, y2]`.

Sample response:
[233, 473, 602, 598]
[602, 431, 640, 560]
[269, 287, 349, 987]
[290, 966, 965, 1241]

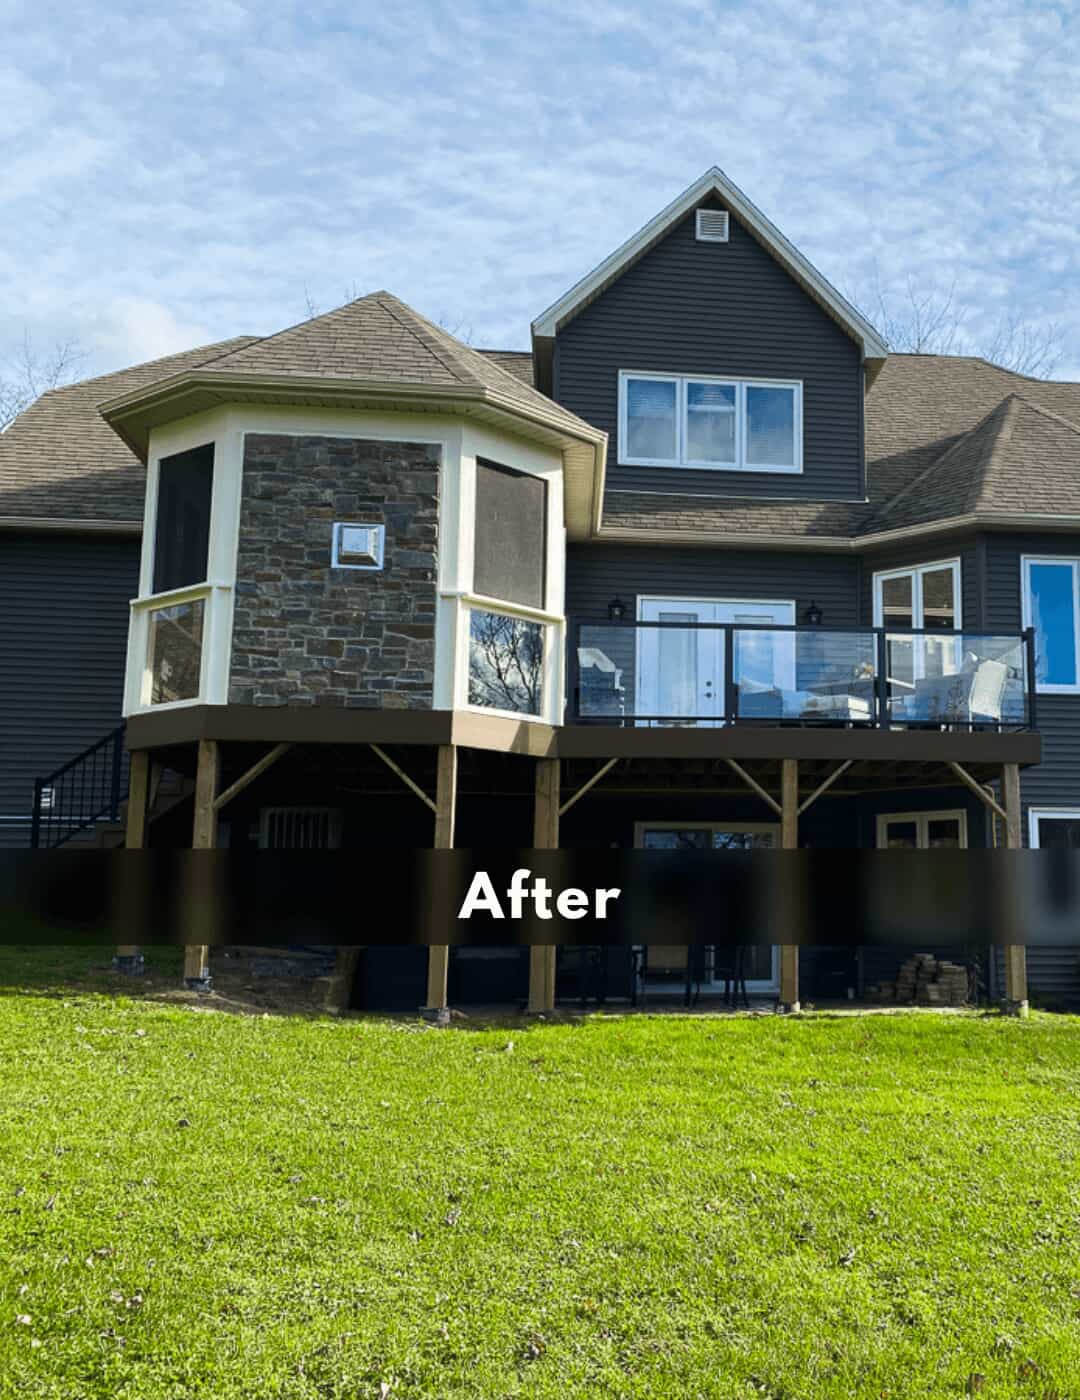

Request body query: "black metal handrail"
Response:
[30, 724, 128, 849]
[572, 621, 1038, 731]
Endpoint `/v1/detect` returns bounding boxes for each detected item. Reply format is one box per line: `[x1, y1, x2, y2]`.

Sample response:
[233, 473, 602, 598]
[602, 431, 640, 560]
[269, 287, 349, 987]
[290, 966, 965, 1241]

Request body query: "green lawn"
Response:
[1, 949, 1079, 1398]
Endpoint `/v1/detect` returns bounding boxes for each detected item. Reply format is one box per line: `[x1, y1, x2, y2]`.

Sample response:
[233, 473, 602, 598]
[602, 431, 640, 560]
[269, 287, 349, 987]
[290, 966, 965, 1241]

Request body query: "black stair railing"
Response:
[30, 724, 128, 849]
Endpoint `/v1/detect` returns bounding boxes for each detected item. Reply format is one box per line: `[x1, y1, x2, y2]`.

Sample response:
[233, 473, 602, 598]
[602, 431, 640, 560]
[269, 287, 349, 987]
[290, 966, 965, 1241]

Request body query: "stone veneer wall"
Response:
[229, 434, 439, 707]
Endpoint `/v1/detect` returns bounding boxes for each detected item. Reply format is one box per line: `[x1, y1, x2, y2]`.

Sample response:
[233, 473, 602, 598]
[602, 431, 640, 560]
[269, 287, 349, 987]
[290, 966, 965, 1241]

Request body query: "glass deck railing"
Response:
[572, 622, 1035, 729]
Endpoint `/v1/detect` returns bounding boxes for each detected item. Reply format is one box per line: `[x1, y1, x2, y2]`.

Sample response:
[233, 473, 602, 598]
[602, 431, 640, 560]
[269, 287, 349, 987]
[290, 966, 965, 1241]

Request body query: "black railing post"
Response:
[875, 628, 889, 728]
[724, 626, 736, 724]
[30, 780, 42, 850]
[1024, 626, 1037, 731]
[109, 726, 125, 820]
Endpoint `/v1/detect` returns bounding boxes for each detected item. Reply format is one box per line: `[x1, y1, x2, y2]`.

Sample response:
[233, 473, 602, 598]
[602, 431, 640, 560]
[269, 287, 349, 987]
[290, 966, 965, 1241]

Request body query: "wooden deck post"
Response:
[779, 757, 800, 1013]
[184, 739, 219, 992]
[113, 749, 150, 976]
[424, 745, 457, 1022]
[1001, 761, 1029, 1018]
[528, 757, 560, 1014]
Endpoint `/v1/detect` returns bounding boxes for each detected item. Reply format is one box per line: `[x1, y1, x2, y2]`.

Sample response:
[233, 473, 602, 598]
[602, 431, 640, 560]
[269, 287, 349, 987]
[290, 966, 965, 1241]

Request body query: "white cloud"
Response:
[92, 297, 212, 366]
[0, 0, 1078, 376]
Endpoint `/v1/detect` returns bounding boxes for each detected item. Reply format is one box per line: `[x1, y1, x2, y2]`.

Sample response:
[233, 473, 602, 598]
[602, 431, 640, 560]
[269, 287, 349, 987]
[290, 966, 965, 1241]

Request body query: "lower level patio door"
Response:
[635, 822, 780, 994]
[636, 597, 795, 726]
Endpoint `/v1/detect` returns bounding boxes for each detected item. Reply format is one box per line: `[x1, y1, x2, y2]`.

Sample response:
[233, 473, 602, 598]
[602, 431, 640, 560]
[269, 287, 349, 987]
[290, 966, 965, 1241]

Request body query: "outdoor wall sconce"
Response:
[607, 596, 628, 621]
[803, 601, 823, 626]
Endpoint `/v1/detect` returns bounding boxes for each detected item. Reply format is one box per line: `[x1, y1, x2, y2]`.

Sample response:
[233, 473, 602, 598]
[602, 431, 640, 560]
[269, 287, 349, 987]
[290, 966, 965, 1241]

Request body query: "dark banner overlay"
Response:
[1, 850, 1080, 945]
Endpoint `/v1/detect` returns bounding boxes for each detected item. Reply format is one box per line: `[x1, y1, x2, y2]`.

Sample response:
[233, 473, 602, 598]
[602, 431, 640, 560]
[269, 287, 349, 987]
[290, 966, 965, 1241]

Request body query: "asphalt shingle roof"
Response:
[4, 300, 1080, 541]
[0, 337, 256, 521]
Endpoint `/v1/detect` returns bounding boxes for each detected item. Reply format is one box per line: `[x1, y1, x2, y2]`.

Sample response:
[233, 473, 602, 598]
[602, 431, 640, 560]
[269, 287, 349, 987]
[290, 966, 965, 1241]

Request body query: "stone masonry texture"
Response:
[229, 434, 439, 707]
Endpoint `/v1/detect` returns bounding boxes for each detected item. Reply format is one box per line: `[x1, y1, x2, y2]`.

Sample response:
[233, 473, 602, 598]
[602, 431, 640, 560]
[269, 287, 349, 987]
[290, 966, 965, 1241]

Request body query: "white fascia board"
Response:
[531, 166, 889, 362]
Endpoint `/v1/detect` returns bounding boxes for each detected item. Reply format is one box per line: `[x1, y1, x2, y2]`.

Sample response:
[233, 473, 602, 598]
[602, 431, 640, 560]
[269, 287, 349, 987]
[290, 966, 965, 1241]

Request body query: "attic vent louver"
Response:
[695, 209, 729, 243]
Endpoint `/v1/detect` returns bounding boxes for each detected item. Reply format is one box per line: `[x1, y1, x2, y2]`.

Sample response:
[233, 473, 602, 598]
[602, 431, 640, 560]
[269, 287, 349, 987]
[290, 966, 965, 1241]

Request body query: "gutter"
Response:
[0, 516, 142, 535]
[596, 511, 1080, 552]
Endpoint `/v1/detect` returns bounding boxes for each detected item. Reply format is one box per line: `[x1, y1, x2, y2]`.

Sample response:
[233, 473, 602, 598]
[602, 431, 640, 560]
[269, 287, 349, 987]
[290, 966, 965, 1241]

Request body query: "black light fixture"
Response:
[803, 600, 823, 626]
[608, 596, 628, 621]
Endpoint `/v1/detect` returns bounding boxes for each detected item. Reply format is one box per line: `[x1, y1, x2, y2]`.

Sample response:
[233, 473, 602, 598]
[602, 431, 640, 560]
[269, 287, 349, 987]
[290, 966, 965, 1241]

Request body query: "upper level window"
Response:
[153, 444, 214, 593]
[1022, 557, 1080, 693]
[473, 459, 547, 609]
[619, 372, 802, 473]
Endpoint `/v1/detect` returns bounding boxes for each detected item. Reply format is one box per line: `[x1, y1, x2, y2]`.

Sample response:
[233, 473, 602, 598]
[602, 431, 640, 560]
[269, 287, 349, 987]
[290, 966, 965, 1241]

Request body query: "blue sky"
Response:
[3, 0, 1079, 380]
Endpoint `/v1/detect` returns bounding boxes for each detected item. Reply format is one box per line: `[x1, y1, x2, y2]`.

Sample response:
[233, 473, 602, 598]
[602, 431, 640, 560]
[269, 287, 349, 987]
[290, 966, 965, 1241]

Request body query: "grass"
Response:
[1, 948, 1079, 1398]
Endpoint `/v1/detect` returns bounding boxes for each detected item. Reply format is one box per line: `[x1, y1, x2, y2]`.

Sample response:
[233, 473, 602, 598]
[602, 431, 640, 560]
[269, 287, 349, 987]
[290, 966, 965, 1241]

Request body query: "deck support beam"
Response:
[423, 745, 457, 1023]
[778, 758, 800, 1013]
[113, 749, 150, 976]
[184, 738, 219, 992]
[213, 743, 292, 812]
[1001, 762, 1028, 1018]
[528, 757, 561, 1015]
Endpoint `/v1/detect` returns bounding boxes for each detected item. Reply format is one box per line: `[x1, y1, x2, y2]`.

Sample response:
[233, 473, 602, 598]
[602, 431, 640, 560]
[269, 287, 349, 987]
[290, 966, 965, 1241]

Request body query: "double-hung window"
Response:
[619, 372, 802, 473]
[1022, 557, 1080, 694]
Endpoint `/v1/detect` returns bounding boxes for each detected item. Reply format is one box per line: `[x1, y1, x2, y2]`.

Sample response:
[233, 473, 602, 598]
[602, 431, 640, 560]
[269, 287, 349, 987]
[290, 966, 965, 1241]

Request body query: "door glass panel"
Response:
[1028, 562, 1078, 687]
[657, 612, 699, 719]
[922, 568, 956, 628]
[686, 381, 736, 464]
[625, 377, 677, 461]
[1035, 817, 1080, 849]
[926, 818, 962, 848]
[713, 830, 776, 849]
[921, 567, 958, 679]
[881, 820, 918, 849]
[640, 828, 711, 850]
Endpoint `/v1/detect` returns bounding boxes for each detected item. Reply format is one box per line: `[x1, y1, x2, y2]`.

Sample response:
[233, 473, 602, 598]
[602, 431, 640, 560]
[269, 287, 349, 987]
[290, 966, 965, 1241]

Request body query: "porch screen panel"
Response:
[153, 444, 214, 594]
[473, 460, 547, 609]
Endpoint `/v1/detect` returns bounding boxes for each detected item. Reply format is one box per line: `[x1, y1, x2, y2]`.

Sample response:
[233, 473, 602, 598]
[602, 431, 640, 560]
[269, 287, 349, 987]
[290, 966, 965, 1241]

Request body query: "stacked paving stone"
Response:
[866, 954, 970, 1006]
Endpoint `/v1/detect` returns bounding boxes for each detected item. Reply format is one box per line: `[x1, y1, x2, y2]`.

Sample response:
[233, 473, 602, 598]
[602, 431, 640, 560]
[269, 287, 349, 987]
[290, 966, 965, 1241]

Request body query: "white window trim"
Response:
[453, 426, 566, 724]
[455, 595, 561, 724]
[1021, 555, 1080, 695]
[872, 558, 963, 630]
[618, 370, 802, 474]
[1028, 807, 1080, 848]
[875, 810, 969, 849]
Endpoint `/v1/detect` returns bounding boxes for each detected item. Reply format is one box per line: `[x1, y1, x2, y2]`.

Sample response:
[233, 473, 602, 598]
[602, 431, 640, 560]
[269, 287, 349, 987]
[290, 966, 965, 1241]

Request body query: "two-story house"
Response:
[4, 166, 1078, 1013]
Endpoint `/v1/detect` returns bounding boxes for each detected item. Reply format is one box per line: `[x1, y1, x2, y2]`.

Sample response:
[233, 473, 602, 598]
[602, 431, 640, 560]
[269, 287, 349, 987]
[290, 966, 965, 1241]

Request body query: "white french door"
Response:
[636, 597, 795, 726]
[873, 560, 961, 693]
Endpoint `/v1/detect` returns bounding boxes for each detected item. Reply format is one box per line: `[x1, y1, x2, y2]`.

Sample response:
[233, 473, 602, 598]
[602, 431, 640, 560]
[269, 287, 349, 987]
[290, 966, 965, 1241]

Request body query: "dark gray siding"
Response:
[553, 198, 865, 504]
[980, 531, 1080, 1004]
[0, 532, 138, 846]
[566, 542, 859, 723]
[982, 531, 1080, 831]
[567, 542, 859, 623]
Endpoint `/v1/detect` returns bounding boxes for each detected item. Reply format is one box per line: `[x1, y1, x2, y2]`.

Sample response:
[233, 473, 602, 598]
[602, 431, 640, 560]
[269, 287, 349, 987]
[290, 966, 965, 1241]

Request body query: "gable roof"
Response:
[0, 337, 257, 526]
[531, 167, 889, 364]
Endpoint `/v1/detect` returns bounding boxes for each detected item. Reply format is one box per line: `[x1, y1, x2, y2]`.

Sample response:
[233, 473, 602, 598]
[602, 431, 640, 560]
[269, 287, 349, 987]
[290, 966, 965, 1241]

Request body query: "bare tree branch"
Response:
[0, 332, 86, 431]
[859, 266, 1065, 378]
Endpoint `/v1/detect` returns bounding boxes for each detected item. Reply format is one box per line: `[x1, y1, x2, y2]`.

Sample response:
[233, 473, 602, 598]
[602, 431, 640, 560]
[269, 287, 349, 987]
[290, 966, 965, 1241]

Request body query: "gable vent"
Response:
[695, 209, 729, 243]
